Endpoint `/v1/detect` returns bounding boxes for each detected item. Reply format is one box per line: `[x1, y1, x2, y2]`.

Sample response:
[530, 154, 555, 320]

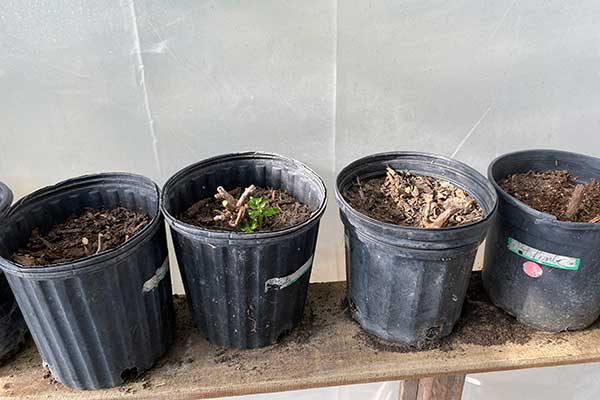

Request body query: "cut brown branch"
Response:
[356, 176, 366, 200]
[212, 185, 258, 227]
[95, 233, 103, 254]
[420, 194, 434, 226]
[215, 187, 238, 212]
[232, 204, 248, 227]
[426, 204, 461, 228]
[82, 237, 91, 256]
[236, 185, 256, 208]
[565, 184, 585, 220]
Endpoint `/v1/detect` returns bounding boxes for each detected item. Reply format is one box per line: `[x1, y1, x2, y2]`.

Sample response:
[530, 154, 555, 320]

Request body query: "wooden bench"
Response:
[2, 273, 598, 399]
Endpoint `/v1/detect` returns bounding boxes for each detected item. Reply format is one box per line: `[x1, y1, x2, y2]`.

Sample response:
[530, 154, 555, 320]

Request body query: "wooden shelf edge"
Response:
[2, 275, 600, 399]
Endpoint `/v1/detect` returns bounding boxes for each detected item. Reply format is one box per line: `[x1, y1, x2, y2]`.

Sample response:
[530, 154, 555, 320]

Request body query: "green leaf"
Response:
[263, 207, 279, 217]
[240, 225, 252, 233]
[239, 195, 280, 233]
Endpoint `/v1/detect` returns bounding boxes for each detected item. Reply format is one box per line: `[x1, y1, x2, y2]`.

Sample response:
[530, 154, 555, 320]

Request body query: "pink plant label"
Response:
[523, 261, 543, 278]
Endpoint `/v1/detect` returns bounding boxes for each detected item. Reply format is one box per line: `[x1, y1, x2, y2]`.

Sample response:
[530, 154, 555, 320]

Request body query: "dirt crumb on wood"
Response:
[11, 207, 150, 267]
[1, 277, 592, 396]
[500, 169, 600, 222]
[450, 273, 532, 347]
[181, 186, 311, 232]
[353, 272, 537, 353]
[41, 369, 58, 385]
[343, 167, 484, 228]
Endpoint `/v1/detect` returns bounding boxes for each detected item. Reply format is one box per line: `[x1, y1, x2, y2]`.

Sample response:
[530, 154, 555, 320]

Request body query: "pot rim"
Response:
[335, 151, 498, 234]
[0, 172, 162, 276]
[0, 181, 13, 219]
[488, 148, 600, 231]
[161, 151, 328, 240]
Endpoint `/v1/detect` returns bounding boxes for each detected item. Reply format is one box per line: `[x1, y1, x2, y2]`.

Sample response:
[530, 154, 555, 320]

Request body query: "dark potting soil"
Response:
[181, 185, 311, 232]
[11, 207, 150, 267]
[500, 170, 600, 223]
[343, 167, 484, 228]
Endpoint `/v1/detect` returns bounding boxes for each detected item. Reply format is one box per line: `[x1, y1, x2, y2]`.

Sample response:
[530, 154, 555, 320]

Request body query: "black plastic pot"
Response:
[0, 173, 175, 389]
[162, 152, 327, 349]
[0, 181, 28, 362]
[483, 149, 600, 332]
[336, 152, 497, 346]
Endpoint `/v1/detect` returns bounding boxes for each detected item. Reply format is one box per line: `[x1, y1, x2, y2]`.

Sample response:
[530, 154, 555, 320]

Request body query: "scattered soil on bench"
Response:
[352, 272, 537, 353]
[500, 170, 600, 222]
[181, 186, 311, 232]
[343, 167, 484, 228]
[450, 273, 533, 347]
[12, 207, 150, 267]
[0, 274, 585, 396]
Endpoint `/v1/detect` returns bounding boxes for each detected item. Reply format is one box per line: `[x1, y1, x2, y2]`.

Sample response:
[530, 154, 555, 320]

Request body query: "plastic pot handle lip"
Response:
[334, 151, 498, 235]
[0, 172, 164, 277]
[160, 151, 328, 241]
[488, 148, 600, 231]
[0, 181, 13, 219]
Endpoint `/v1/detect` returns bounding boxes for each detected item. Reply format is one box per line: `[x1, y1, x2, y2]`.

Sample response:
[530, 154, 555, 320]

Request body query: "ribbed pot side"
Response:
[0, 173, 175, 389]
[336, 152, 497, 346]
[162, 152, 327, 349]
[484, 149, 600, 332]
[0, 180, 28, 362]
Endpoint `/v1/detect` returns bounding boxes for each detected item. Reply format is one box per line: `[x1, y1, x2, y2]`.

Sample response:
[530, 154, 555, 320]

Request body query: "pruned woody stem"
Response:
[214, 185, 257, 227]
[383, 167, 476, 228]
[564, 178, 599, 221]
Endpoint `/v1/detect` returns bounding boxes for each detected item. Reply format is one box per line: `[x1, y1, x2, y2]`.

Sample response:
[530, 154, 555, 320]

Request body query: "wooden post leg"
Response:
[399, 375, 466, 400]
[399, 379, 419, 400]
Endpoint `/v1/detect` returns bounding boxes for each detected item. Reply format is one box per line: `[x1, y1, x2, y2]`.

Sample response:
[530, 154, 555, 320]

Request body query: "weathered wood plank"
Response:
[415, 375, 465, 400]
[399, 379, 419, 400]
[1, 273, 600, 399]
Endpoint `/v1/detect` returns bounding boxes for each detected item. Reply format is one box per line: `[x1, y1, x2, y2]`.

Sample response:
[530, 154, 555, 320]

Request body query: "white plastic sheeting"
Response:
[0, 0, 339, 284]
[464, 363, 600, 400]
[0, 1, 162, 192]
[207, 362, 600, 400]
[213, 382, 400, 400]
[2, 1, 600, 399]
[336, 0, 600, 174]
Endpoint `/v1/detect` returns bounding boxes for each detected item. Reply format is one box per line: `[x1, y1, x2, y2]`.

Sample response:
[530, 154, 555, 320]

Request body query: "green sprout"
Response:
[240, 196, 279, 233]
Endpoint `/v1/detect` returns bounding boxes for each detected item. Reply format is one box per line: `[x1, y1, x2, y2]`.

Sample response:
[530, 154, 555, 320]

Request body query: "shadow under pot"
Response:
[0, 181, 28, 363]
[0, 173, 175, 389]
[336, 152, 497, 347]
[161, 152, 327, 349]
[483, 149, 600, 332]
